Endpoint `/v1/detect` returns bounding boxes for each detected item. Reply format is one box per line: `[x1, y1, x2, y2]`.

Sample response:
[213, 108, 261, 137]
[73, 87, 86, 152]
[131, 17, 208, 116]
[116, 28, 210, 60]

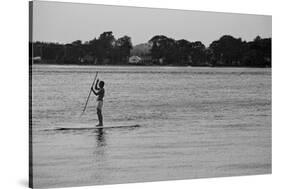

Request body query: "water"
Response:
[31, 65, 271, 188]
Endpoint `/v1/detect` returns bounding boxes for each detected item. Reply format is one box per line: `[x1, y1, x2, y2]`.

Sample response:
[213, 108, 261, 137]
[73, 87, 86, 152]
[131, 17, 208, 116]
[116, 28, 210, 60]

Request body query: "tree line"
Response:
[31, 31, 271, 67]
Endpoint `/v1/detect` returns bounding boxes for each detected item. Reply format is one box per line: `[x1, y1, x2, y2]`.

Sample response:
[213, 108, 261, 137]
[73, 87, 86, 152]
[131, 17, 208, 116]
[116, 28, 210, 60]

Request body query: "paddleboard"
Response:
[54, 124, 140, 131]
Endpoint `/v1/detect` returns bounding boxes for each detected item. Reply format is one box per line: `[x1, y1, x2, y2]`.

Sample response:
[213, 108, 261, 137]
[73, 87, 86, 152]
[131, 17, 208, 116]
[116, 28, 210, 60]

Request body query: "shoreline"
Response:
[31, 63, 271, 69]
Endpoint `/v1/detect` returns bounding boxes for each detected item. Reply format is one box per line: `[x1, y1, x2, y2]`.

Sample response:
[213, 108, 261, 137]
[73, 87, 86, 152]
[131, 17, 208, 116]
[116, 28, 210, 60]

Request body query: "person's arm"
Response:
[91, 86, 99, 95]
[95, 79, 100, 90]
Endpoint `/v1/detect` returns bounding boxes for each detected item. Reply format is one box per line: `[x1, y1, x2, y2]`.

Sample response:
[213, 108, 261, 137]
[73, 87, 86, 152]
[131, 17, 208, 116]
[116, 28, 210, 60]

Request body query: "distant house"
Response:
[32, 56, 41, 63]
[129, 56, 142, 64]
[130, 43, 152, 64]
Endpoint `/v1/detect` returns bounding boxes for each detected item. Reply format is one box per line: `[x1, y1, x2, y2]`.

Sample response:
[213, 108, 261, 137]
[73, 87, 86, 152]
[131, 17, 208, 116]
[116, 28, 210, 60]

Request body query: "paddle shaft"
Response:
[82, 72, 98, 114]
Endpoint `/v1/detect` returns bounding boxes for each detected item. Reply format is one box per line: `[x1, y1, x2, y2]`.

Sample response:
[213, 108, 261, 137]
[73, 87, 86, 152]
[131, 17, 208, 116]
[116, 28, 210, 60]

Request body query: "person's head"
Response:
[99, 81, 105, 88]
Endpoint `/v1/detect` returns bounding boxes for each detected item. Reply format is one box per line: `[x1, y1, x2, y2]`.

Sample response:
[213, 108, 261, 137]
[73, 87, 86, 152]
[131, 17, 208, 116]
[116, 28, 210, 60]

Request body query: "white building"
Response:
[129, 56, 142, 64]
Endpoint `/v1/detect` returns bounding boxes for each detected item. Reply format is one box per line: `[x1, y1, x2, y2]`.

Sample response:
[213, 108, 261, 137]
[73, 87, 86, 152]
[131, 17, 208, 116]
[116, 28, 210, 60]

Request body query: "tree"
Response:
[208, 35, 244, 66]
[176, 39, 192, 65]
[242, 36, 271, 67]
[32, 32, 271, 67]
[115, 35, 133, 62]
[71, 40, 82, 46]
[148, 35, 177, 64]
[190, 41, 207, 66]
[97, 31, 115, 63]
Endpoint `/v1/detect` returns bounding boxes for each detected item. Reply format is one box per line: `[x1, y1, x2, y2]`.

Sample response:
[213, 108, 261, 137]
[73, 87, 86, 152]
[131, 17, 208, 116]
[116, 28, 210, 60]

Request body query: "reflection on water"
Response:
[92, 129, 106, 184]
[95, 129, 106, 147]
[32, 65, 271, 188]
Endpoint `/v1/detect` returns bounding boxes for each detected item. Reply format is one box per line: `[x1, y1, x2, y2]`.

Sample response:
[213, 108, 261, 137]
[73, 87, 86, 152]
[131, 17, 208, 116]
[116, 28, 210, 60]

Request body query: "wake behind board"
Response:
[54, 124, 140, 131]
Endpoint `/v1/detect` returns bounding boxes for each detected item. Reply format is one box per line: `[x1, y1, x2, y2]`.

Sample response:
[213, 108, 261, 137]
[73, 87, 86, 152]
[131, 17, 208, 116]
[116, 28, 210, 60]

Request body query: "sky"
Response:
[33, 1, 272, 47]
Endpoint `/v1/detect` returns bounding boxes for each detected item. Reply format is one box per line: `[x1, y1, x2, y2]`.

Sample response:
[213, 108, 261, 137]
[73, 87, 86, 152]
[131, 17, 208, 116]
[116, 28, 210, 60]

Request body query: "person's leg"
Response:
[97, 108, 103, 126]
[96, 101, 103, 126]
[98, 109, 103, 125]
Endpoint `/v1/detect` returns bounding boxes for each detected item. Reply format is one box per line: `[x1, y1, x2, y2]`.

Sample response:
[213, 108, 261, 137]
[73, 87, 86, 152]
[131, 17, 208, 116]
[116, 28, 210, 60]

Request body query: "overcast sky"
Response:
[33, 1, 272, 46]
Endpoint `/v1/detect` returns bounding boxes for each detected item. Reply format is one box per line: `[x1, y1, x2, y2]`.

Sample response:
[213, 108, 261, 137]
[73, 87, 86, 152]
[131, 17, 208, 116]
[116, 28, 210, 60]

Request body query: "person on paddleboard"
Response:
[91, 79, 105, 126]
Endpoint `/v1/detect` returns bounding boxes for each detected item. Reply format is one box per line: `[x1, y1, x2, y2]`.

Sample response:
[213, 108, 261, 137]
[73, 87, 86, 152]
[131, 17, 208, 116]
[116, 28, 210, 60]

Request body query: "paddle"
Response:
[81, 72, 98, 115]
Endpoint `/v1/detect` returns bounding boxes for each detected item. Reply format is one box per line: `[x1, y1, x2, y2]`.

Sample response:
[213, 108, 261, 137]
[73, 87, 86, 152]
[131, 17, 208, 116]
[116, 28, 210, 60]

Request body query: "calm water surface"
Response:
[31, 65, 271, 188]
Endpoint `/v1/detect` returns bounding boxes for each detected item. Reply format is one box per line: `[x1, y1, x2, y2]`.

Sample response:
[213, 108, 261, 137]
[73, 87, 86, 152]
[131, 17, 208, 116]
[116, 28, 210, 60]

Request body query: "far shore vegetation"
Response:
[31, 31, 271, 67]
